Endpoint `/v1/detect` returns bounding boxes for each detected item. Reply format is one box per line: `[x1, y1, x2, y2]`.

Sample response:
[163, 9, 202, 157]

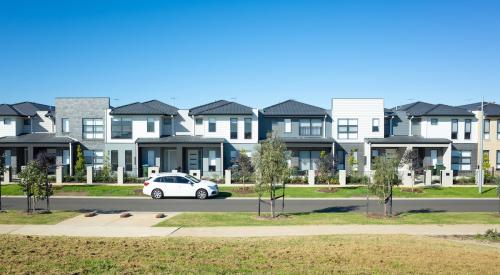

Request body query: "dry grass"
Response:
[0, 234, 499, 274]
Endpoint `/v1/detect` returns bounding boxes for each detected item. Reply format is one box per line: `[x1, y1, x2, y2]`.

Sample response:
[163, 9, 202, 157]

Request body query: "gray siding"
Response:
[336, 143, 365, 173]
[453, 143, 478, 171]
[391, 110, 410, 136]
[411, 118, 422, 136]
[259, 116, 332, 139]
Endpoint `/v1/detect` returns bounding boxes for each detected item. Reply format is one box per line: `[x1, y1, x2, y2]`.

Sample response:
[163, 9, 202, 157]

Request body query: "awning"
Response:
[366, 136, 451, 148]
[136, 136, 226, 145]
[0, 133, 75, 147]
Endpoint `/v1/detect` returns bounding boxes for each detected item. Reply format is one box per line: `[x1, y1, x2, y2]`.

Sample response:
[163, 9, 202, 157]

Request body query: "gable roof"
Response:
[0, 104, 22, 116]
[261, 99, 328, 117]
[390, 101, 473, 117]
[457, 102, 500, 116]
[189, 100, 254, 116]
[110, 100, 178, 116]
[0, 102, 54, 117]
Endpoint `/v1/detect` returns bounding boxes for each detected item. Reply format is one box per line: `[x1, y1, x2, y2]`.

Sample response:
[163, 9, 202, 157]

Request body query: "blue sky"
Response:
[1, 0, 499, 109]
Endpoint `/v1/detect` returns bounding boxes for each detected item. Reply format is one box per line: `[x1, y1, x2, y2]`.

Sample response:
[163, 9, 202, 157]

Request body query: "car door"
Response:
[174, 176, 196, 197]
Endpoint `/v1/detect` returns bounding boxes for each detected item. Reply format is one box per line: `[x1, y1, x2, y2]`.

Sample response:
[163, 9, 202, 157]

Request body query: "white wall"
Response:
[332, 98, 385, 143]
[30, 111, 55, 133]
[0, 116, 22, 137]
[192, 109, 259, 144]
[175, 110, 193, 136]
[420, 116, 477, 143]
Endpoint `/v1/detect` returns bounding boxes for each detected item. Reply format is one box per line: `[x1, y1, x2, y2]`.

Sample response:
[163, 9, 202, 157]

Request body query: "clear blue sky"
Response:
[1, 0, 499, 109]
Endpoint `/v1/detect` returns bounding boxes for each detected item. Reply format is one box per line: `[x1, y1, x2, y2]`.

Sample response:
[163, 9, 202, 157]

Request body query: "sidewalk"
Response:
[0, 212, 498, 238]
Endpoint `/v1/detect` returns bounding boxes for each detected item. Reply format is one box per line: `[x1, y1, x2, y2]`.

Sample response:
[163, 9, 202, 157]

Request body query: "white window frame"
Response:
[82, 118, 104, 140]
[337, 118, 358, 140]
[62, 118, 70, 133]
[372, 118, 380, 132]
[284, 119, 292, 133]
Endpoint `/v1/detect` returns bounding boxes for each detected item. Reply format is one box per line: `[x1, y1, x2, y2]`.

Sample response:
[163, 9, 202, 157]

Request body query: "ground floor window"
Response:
[299, 151, 320, 171]
[3, 150, 12, 166]
[84, 150, 104, 169]
[452, 150, 471, 171]
[62, 150, 70, 165]
[110, 150, 118, 171]
[125, 150, 133, 172]
[337, 150, 345, 170]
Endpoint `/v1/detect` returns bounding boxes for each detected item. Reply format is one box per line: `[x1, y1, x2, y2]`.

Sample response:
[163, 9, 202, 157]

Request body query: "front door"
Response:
[187, 149, 199, 171]
[430, 149, 438, 168]
[167, 150, 177, 172]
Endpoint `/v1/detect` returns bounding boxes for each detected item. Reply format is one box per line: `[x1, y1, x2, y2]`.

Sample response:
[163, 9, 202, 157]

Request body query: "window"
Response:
[82, 119, 104, 140]
[208, 149, 217, 171]
[61, 118, 70, 133]
[337, 150, 345, 170]
[174, 176, 190, 184]
[147, 117, 155, 133]
[497, 151, 500, 169]
[125, 150, 133, 172]
[451, 119, 458, 140]
[484, 119, 490, 139]
[372, 118, 380, 132]
[84, 150, 104, 168]
[497, 120, 500, 140]
[284, 119, 292, 133]
[110, 150, 118, 171]
[3, 118, 11, 125]
[299, 151, 320, 170]
[62, 150, 70, 165]
[111, 118, 132, 139]
[23, 118, 31, 126]
[208, 118, 216, 132]
[230, 118, 238, 139]
[464, 119, 471, 140]
[244, 118, 252, 139]
[230, 150, 238, 163]
[155, 176, 175, 183]
[431, 118, 438, 125]
[452, 151, 471, 171]
[338, 119, 358, 139]
[195, 118, 203, 125]
[299, 119, 322, 136]
[4, 150, 11, 166]
[163, 117, 172, 130]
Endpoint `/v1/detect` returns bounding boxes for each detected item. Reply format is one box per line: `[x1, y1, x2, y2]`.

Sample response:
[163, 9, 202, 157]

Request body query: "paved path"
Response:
[2, 197, 498, 213]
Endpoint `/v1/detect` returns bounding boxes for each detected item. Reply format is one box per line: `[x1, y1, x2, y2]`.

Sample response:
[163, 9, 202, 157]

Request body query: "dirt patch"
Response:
[317, 187, 338, 193]
[233, 187, 254, 194]
[254, 214, 291, 221]
[399, 188, 424, 193]
[133, 189, 144, 195]
[367, 213, 400, 220]
[54, 191, 89, 196]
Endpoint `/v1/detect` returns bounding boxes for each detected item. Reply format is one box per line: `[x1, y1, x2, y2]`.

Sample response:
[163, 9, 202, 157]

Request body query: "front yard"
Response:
[156, 212, 500, 227]
[0, 234, 498, 273]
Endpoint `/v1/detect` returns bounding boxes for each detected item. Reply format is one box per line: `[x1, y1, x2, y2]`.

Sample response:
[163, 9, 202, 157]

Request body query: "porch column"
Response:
[27, 146, 34, 162]
[135, 142, 139, 175]
[220, 142, 224, 176]
[365, 143, 372, 171]
[69, 143, 73, 176]
[443, 144, 452, 170]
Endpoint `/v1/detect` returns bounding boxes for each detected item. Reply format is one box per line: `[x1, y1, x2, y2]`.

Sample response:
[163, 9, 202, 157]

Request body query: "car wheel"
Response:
[151, 188, 164, 199]
[196, 189, 208, 200]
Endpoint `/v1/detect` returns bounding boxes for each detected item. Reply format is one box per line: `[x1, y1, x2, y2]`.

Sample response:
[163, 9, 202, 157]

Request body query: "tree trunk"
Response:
[45, 174, 50, 212]
[383, 202, 387, 217]
[257, 194, 261, 216]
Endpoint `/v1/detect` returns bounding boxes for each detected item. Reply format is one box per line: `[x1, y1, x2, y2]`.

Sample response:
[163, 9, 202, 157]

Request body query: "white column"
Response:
[117, 166, 124, 184]
[56, 166, 63, 184]
[225, 169, 231, 185]
[443, 144, 452, 170]
[308, 170, 315, 185]
[86, 166, 93, 184]
[339, 170, 346, 186]
[69, 143, 73, 176]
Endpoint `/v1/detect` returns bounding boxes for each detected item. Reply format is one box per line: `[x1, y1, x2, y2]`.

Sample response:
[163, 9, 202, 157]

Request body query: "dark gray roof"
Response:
[189, 100, 254, 116]
[0, 102, 54, 117]
[0, 133, 75, 144]
[262, 99, 328, 117]
[136, 136, 225, 144]
[111, 100, 178, 116]
[366, 136, 451, 145]
[458, 102, 500, 116]
[391, 101, 473, 117]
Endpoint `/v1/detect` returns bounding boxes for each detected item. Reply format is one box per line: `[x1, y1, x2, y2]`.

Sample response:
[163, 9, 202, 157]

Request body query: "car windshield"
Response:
[185, 175, 201, 183]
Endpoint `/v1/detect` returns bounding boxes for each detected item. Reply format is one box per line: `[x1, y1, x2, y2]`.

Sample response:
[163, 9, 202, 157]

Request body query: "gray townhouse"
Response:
[259, 100, 334, 172]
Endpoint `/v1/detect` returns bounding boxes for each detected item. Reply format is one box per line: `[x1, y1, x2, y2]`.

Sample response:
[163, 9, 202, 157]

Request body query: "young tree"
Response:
[101, 154, 112, 182]
[75, 145, 86, 180]
[232, 150, 253, 184]
[35, 151, 55, 212]
[316, 151, 334, 187]
[18, 161, 43, 213]
[496, 176, 500, 214]
[253, 133, 289, 217]
[0, 153, 5, 211]
[399, 148, 421, 190]
[347, 148, 358, 173]
[369, 156, 399, 217]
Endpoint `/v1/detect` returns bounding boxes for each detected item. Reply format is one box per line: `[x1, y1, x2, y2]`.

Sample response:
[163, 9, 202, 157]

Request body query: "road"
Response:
[2, 197, 498, 213]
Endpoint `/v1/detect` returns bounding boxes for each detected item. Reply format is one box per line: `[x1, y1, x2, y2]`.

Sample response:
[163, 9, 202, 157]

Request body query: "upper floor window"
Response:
[431, 118, 438, 125]
[284, 119, 292, 133]
[230, 118, 238, 139]
[451, 119, 458, 140]
[163, 117, 172, 129]
[82, 118, 104, 140]
[244, 118, 252, 139]
[208, 118, 216, 132]
[338, 119, 358, 140]
[147, 118, 155, 133]
[111, 118, 132, 139]
[23, 118, 31, 126]
[464, 119, 471, 140]
[299, 119, 322, 136]
[61, 118, 70, 133]
[497, 120, 500, 140]
[372, 118, 380, 132]
[497, 150, 500, 169]
[3, 118, 11, 125]
[484, 119, 490, 139]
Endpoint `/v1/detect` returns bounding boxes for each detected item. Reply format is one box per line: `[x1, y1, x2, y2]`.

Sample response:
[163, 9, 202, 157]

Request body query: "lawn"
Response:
[0, 211, 79, 224]
[156, 212, 500, 227]
[0, 234, 498, 274]
[1, 184, 498, 198]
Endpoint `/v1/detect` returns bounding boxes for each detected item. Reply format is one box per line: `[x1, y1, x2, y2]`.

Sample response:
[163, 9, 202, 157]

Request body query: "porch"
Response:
[279, 137, 335, 173]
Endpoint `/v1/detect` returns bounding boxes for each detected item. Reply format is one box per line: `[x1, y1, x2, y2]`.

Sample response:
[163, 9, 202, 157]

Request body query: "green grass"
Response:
[0, 210, 79, 224]
[2, 184, 498, 198]
[1, 235, 498, 274]
[156, 212, 500, 227]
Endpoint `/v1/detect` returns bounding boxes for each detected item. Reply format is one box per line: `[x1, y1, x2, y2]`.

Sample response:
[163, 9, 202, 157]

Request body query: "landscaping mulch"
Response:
[317, 187, 339, 193]
[233, 187, 254, 194]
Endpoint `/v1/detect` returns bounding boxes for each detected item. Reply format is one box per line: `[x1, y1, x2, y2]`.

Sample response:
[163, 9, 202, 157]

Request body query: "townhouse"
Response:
[260, 100, 333, 172]
[459, 102, 500, 173]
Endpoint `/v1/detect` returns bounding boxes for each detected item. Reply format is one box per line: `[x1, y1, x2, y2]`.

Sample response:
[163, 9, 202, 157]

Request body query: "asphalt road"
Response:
[2, 197, 498, 213]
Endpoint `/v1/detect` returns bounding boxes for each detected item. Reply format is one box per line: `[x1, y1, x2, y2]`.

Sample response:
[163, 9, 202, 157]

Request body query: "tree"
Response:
[18, 161, 43, 213]
[483, 152, 491, 171]
[347, 148, 358, 173]
[253, 133, 290, 217]
[399, 148, 421, 190]
[369, 156, 399, 217]
[496, 176, 500, 214]
[101, 154, 112, 182]
[75, 145, 86, 180]
[0, 153, 5, 211]
[35, 151, 55, 212]
[232, 150, 253, 184]
[316, 151, 334, 187]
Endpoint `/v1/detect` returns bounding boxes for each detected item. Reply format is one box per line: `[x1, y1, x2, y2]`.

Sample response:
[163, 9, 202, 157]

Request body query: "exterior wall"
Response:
[336, 142, 365, 173]
[0, 116, 22, 137]
[224, 143, 257, 168]
[175, 110, 193, 135]
[31, 111, 54, 133]
[259, 115, 332, 139]
[420, 116, 477, 143]
[473, 112, 500, 171]
[389, 110, 411, 136]
[106, 112, 162, 143]
[104, 143, 137, 175]
[452, 143, 478, 172]
[332, 98, 385, 143]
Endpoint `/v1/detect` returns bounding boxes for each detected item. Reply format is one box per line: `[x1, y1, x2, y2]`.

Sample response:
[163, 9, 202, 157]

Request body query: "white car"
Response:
[143, 172, 219, 199]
